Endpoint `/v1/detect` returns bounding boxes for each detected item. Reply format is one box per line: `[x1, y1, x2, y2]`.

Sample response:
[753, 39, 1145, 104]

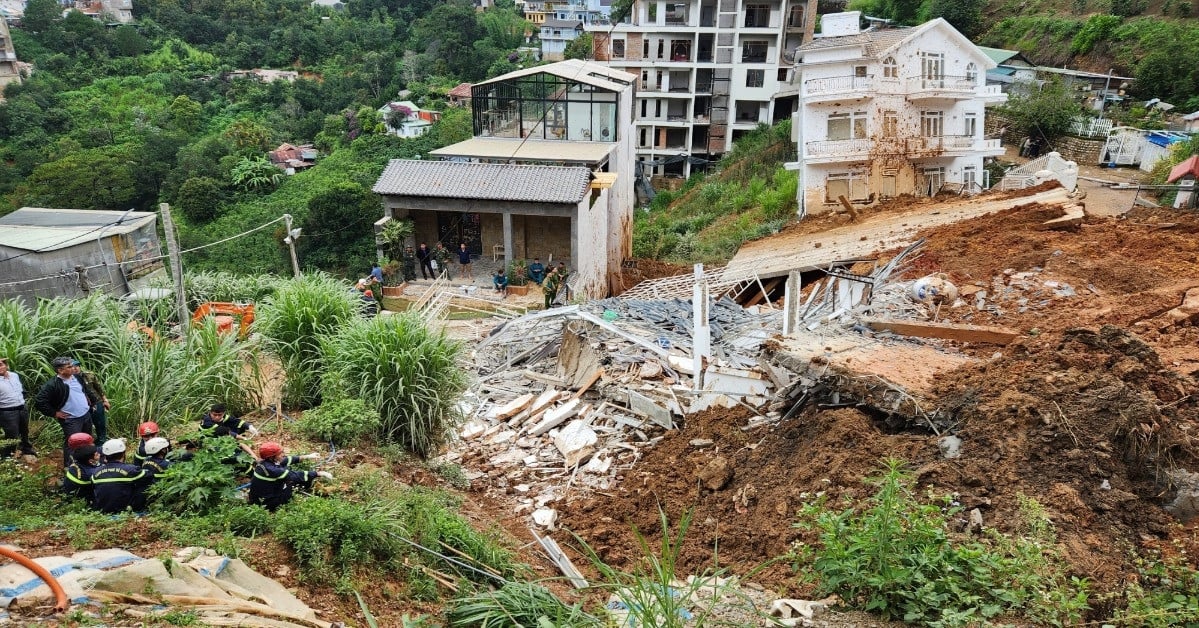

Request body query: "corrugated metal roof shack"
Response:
[0, 208, 162, 304]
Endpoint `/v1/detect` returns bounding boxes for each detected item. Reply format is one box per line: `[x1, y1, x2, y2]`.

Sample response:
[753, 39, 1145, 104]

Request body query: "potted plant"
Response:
[381, 259, 405, 297]
[507, 259, 530, 296]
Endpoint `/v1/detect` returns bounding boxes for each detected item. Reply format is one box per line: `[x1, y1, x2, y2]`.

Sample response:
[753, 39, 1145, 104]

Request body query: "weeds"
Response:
[1114, 548, 1199, 626]
[447, 581, 597, 628]
[149, 436, 243, 514]
[273, 496, 404, 584]
[297, 397, 381, 446]
[793, 458, 1089, 626]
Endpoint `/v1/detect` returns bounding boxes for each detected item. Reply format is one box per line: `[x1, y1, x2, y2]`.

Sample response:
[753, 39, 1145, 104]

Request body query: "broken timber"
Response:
[860, 317, 1020, 345]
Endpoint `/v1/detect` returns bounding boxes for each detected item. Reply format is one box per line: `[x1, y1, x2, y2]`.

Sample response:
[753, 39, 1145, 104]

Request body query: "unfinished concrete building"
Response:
[0, 18, 21, 93]
[790, 12, 1006, 217]
[588, 0, 816, 179]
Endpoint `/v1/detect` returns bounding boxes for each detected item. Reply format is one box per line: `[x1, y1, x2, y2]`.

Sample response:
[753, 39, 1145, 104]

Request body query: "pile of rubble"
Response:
[445, 288, 789, 526]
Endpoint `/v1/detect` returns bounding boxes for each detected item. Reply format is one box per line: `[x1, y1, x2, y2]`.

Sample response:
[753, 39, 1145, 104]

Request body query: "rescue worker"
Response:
[140, 437, 172, 486]
[91, 439, 148, 514]
[133, 421, 160, 464]
[248, 442, 331, 511]
[62, 444, 100, 501]
[199, 404, 258, 438]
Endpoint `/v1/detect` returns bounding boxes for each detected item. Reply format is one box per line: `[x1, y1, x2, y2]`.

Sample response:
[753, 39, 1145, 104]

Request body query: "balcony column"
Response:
[503, 211, 514, 266]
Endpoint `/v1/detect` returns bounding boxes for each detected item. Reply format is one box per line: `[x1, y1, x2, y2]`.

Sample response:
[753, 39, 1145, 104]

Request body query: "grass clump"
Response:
[1114, 549, 1199, 626]
[273, 496, 404, 586]
[447, 581, 597, 628]
[253, 272, 360, 407]
[794, 458, 1089, 626]
[321, 312, 466, 458]
[298, 397, 381, 446]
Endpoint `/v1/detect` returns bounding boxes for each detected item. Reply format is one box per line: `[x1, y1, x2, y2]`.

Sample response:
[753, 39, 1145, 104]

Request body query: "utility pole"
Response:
[159, 203, 189, 329]
[283, 214, 301, 278]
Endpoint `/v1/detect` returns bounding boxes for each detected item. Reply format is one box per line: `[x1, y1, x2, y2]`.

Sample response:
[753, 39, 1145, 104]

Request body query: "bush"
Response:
[447, 581, 596, 628]
[298, 398, 381, 445]
[794, 458, 1089, 626]
[1116, 550, 1199, 626]
[273, 496, 403, 584]
[254, 273, 360, 407]
[149, 436, 243, 514]
[320, 313, 466, 457]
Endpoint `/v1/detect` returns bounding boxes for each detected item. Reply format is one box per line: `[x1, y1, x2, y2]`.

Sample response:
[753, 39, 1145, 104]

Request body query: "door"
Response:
[880, 170, 897, 198]
[922, 167, 944, 196]
[436, 212, 483, 254]
[920, 52, 944, 88]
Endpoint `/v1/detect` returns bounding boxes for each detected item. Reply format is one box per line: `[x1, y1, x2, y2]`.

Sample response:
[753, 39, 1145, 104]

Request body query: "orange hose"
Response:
[0, 546, 69, 613]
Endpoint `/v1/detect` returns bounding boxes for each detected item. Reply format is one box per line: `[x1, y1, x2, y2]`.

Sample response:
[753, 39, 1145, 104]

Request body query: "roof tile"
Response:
[372, 160, 591, 204]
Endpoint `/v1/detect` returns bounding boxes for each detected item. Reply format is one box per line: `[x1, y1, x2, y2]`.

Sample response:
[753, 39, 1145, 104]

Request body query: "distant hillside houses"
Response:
[379, 100, 441, 138]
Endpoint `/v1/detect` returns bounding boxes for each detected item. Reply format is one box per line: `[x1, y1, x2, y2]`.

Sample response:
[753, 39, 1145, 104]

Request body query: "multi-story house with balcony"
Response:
[790, 12, 1006, 217]
[540, 0, 611, 60]
[588, 0, 816, 179]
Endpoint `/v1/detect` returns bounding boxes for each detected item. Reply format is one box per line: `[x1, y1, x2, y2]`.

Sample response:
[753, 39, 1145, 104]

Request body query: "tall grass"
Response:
[0, 295, 118, 378]
[321, 313, 467, 457]
[253, 272, 360, 407]
[183, 271, 284, 309]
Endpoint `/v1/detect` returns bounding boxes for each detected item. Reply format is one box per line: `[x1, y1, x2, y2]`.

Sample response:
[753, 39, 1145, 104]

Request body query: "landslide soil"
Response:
[559, 204, 1199, 617]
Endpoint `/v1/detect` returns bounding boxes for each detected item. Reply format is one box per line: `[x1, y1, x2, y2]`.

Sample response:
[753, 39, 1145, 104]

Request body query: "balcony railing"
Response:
[906, 136, 1002, 152]
[906, 75, 978, 95]
[805, 138, 873, 158]
[804, 75, 874, 97]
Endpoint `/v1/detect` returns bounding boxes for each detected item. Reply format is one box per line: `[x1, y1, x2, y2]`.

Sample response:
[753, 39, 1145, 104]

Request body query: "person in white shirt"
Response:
[0, 357, 34, 458]
[34, 357, 96, 465]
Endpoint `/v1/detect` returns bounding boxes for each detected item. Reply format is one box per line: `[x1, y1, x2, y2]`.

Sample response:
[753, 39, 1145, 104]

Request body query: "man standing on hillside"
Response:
[0, 357, 35, 458]
[35, 357, 96, 465]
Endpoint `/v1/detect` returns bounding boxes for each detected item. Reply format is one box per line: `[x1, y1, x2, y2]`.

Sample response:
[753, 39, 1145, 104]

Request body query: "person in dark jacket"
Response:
[62, 444, 100, 501]
[198, 404, 258, 438]
[71, 360, 109, 443]
[360, 290, 380, 317]
[91, 439, 148, 514]
[416, 243, 434, 280]
[140, 437, 172, 486]
[457, 243, 473, 282]
[527, 258, 546, 285]
[35, 357, 97, 465]
[132, 421, 160, 464]
[248, 441, 330, 511]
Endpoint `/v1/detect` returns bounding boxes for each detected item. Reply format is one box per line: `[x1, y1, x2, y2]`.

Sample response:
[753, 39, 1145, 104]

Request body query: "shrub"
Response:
[254, 273, 360, 407]
[1116, 550, 1199, 626]
[273, 496, 403, 584]
[320, 313, 466, 457]
[183, 271, 283, 308]
[149, 436, 243, 514]
[298, 398, 381, 445]
[794, 458, 1089, 626]
[388, 487, 521, 581]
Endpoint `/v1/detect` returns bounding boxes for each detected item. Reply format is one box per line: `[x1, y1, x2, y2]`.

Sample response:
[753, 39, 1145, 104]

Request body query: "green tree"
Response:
[564, 33, 594, 60]
[176, 177, 226, 223]
[223, 118, 273, 153]
[229, 155, 282, 191]
[20, 0, 61, 34]
[299, 182, 379, 272]
[111, 25, 147, 56]
[928, 0, 983, 38]
[167, 95, 203, 133]
[22, 147, 137, 209]
[1000, 78, 1083, 142]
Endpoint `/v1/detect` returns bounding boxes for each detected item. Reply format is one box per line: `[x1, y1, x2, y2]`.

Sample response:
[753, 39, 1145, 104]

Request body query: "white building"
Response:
[790, 12, 1006, 217]
[540, 19, 584, 60]
[378, 100, 440, 138]
[588, 0, 816, 179]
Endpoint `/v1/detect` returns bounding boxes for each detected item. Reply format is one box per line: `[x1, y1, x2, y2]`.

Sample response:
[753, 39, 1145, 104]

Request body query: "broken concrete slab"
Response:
[860, 317, 1020, 345]
[625, 389, 674, 429]
[528, 398, 583, 436]
[554, 420, 598, 468]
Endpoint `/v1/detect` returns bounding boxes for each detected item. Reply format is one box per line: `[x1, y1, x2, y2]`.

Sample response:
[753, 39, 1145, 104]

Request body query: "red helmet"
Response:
[138, 422, 160, 437]
[67, 433, 95, 449]
[258, 442, 283, 459]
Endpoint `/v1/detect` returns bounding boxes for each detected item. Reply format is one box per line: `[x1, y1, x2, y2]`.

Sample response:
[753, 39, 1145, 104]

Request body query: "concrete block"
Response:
[554, 420, 597, 468]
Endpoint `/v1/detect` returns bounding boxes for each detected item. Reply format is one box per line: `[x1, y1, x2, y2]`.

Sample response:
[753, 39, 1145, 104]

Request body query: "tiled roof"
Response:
[543, 18, 583, 28]
[1167, 155, 1199, 183]
[372, 160, 591, 204]
[798, 27, 912, 57]
[448, 82, 473, 98]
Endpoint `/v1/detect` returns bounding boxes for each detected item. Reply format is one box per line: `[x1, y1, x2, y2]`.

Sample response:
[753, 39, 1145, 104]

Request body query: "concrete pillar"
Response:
[782, 270, 802, 336]
[502, 212, 514, 267]
[692, 263, 710, 391]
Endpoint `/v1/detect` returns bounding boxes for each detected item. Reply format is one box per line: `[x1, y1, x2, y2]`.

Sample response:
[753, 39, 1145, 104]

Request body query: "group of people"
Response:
[489, 258, 571, 306]
[1, 355, 334, 514]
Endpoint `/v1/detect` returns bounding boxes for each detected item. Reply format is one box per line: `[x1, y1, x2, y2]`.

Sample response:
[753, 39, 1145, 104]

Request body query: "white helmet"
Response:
[144, 437, 171, 456]
[100, 438, 126, 456]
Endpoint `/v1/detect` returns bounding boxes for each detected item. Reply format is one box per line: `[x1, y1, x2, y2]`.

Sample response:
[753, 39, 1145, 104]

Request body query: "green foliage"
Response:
[1116, 550, 1199, 626]
[928, 0, 985, 38]
[149, 436, 243, 514]
[564, 33, 594, 60]
[1109, 0, 1148, 16]
[1071, 14, 1123, 55]
[176, 176, 227, 223]
[182, 271, 283, 309]
[230, 155, 283, 192]
[506, 258, 528, 287]
[999, 78, 1083, 142]
[379, 219, 416, 262]
[299, 182, 380, 273]
[298, 398, 382, 446]
[273, 496, 404, 584]
[320, 313, 467, 457]
[794, 458, 1089, 626]
[254, 273, 360, 407]
[447, 581, 597, 628]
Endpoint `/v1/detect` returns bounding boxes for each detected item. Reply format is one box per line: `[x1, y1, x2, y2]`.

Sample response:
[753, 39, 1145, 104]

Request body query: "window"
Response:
[640, 99, 648, 117]
[787, 4, 804, 28]
[964, 112, 977, 137]
[882, 111, 898, 137]
[920, 110, 943, 137]
[962, 166, 978, 186]
[920, 52, 944, 85]
[827, 111, 867, 140]
[643, 39, 649, 58]
[883, 56, 897, 79]
[657, 40, 665, 59]
[965, 62, 978, 83]
[612, 39, 625, 58]
[744, 3, 770, 27]
[746, 70, 765, 88]
[854, 65, 867, 78]
[742, 41, 768, 63]
[826, 172, 869, 202]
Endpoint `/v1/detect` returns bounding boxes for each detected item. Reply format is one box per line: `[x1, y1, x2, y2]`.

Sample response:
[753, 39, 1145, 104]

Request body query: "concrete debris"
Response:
[698, 456, 734, 491]
[1164, 468, 1199, 523]
[553, 420, 598, 468]
[769, 596, 839, 626]
[532, 508, 558, 529]
[939, 435, 963, 459]
[968, 508, 985, 533]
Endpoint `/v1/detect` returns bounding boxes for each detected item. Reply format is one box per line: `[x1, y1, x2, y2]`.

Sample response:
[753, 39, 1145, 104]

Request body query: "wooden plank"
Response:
[528, 398, 582, 436]
[837, 194, 855, 213]
[571, 368, 604, 398]
[491, 393, 534, 421]
[745, 276, 783, 307]
[861, 317, 1020, 345]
